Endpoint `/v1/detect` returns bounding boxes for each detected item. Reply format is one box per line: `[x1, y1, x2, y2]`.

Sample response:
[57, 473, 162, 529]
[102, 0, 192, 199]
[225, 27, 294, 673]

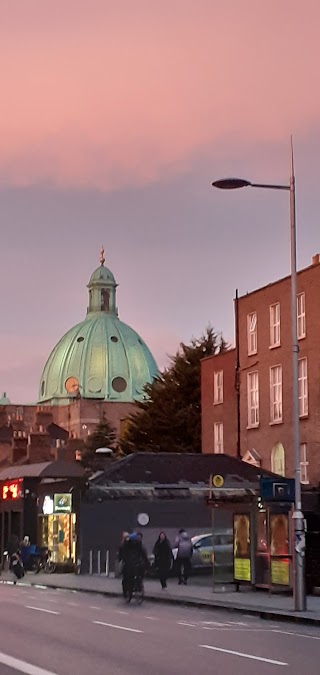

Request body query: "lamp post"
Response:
[212, 143, 306, 611]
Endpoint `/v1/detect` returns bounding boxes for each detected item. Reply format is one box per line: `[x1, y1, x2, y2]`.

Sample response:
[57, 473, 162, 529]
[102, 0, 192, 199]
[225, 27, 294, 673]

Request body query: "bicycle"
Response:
[125, 574, 144, 604]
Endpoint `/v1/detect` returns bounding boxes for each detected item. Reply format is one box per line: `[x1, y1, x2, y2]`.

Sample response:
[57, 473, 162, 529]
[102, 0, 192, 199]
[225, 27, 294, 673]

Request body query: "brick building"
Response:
[201, 254, 320, 486]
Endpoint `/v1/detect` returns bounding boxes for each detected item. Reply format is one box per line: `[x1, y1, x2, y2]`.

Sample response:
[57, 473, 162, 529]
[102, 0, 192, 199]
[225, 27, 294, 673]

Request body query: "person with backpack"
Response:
[174, 528, 193, 585]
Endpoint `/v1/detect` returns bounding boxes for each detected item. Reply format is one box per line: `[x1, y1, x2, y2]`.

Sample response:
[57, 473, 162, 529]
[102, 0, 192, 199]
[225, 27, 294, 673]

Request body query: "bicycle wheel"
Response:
[136, 581, 144, 605]
[45, 561, 57, 574]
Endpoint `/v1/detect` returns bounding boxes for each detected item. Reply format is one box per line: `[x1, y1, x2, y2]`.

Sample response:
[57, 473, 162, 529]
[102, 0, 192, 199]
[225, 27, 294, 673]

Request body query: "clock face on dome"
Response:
[65, 377, 79, 394]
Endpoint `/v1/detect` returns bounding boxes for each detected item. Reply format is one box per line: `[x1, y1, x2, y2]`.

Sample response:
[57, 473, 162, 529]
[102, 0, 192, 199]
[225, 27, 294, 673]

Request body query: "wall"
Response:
[201, 349, 237, 456]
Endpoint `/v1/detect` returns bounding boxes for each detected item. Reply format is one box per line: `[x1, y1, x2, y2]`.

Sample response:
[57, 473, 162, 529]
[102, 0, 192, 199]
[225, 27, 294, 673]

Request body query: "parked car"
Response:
[148, 530, 233, 579]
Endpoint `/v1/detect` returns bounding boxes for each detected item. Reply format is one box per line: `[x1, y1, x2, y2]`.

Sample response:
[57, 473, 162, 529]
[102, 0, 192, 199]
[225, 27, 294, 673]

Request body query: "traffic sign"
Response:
[212, 474, 224, 488]
[260, 477, 295, 502]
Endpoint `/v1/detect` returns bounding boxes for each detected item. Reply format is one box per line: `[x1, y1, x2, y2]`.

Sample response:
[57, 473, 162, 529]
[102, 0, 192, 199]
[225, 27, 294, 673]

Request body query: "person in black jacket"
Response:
[121, 533, 148, 598]
[153, 531, 173, 589]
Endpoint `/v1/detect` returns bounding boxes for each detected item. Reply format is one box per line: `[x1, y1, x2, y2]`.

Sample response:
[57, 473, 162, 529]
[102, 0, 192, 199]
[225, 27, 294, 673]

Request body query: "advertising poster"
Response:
[234, 514, 251, 582]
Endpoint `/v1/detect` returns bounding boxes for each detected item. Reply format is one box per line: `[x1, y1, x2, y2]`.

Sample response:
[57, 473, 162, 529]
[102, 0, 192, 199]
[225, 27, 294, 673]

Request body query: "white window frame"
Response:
[300, 443, 309, 484]
[213, 422, 224, 454]
[213, 370, 223, 405]
[298, 357, 308, 417]
[247, 312, 257, 355]
[270, 302, 281, 348]
[270, 365, 283, 423]
[297, 293, 306, 340]
[247, 371, 259, 428]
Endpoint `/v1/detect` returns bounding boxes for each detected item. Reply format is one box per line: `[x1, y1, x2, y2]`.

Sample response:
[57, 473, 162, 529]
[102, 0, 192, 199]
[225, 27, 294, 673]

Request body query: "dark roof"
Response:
[91, 453, 274, 488]
[47, 422, 69, 441]
[0, 460, 85, 481]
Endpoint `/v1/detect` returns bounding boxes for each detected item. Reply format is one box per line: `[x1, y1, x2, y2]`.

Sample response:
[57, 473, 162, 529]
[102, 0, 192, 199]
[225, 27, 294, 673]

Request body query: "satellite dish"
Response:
[95, 447, 113, 455]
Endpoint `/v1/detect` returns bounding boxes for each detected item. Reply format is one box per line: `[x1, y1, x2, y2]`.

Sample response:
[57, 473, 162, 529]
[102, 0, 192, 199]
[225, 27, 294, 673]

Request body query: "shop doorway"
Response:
[39, 514, 76, 563]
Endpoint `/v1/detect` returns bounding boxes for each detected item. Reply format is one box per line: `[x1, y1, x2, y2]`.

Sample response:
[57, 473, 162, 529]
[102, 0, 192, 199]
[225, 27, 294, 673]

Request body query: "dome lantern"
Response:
[87, 247, 118, 316]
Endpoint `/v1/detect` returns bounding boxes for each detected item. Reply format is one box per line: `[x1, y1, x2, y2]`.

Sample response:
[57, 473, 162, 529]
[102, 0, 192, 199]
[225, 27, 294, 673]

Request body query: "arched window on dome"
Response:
[271, 442, 285, 476]
[101, 289, 110, 312]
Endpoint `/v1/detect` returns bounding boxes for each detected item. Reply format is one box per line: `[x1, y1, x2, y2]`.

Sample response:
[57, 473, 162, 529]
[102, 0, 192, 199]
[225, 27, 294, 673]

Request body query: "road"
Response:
[0, 583, 319, 674]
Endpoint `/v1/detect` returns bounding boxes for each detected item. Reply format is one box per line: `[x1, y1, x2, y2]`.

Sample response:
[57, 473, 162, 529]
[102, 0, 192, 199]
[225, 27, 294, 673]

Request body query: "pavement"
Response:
[0, 583, 320, 674]
[1, 570, 320, 626]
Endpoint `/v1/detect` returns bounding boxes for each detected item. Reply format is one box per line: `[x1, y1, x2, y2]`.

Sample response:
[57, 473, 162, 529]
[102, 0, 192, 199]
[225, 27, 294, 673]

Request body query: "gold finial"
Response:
[100, 246, 105, 266]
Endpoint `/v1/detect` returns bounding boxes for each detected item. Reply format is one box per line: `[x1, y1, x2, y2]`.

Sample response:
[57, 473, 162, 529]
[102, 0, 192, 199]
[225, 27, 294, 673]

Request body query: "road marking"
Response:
[67, 602, 78, 606]
[178, 621, 196, 627]
[272, 629, 320, 641]
[0, 650, 57, 675]
[115, 610, 129, 615]
[199, 645, 288, 666]
[25, 606, 59, 615]
[144, 616, 158, 620]
[90, 606, 101, 610]
[93, 621, 143, 634]
[201, 621, 230, 627]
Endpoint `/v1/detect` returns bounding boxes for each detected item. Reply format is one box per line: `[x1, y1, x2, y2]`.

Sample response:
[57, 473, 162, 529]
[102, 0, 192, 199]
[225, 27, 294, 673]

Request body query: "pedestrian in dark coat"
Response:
[153, 531, 173, 589]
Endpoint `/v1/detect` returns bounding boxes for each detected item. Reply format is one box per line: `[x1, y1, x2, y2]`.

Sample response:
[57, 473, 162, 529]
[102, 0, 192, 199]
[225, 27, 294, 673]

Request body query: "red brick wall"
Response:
[201, 349, 237, 455]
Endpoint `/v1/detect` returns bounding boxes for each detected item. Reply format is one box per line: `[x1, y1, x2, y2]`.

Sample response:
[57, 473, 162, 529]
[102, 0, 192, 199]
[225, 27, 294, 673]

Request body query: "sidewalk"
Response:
[1, 571, 320, 626]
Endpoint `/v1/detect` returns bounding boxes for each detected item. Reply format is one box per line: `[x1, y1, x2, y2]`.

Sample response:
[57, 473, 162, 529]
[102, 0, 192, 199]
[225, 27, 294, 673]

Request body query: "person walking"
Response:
[153, 531, 173, 589]
[175, 528, 193, 585]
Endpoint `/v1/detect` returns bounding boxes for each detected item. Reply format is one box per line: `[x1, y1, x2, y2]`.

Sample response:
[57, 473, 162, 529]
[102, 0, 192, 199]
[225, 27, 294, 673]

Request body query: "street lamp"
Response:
[212, 144, 306, 612]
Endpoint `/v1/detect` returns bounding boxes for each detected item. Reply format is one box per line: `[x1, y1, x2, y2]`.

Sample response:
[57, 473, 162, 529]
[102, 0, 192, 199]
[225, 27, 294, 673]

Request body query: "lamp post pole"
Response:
[212, 142, 306, 611]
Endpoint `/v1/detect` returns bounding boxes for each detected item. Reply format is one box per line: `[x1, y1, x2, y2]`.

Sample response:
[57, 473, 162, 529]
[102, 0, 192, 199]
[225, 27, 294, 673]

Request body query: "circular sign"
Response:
[212, 474, 224, 488]
[137, 513, 149, 526]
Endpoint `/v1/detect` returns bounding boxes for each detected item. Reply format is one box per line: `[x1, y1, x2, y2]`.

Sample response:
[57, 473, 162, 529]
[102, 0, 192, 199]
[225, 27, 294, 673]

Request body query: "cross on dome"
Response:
[100, 246, 105, 266]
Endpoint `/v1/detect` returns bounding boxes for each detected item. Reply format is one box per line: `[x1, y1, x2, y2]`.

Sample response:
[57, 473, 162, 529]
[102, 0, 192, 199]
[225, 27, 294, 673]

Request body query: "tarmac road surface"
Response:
[0, 583, 319, 674]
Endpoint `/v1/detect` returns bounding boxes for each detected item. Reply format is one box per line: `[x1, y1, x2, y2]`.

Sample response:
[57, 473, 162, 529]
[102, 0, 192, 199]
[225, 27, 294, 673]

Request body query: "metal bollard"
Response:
[89, 550, 93, 575]
[105, 550, 109, 577]
[97, 550, 101, 575]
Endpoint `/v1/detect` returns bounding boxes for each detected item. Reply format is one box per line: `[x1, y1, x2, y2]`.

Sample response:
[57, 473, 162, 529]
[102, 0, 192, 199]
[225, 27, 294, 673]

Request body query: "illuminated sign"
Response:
[42, 496, 54, 515]
[234, 558, 251, 582]
[271, 560, 290, 586]
[2, 480, 22, 501]
[53, 493, 72, 514]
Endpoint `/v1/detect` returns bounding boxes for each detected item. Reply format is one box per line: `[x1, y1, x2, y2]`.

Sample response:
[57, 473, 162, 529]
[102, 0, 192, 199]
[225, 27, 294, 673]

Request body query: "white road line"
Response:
[0, 650, 57, 675]
[115, 610, 129, 615]
[144, 616, 158, 620]
[93, 621, 143, 634]
[67, 602, 78, 606]
[199, 645, 288, 666]
[90, 606, 101, 610]
[178, 622, 196, 627]
[272, 629, 320, 641]
[25, 606, 60, 615]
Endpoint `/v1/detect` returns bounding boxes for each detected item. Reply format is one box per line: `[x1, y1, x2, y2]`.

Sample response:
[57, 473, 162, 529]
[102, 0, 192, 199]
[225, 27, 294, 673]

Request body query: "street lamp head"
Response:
[212, 178, 252, 190]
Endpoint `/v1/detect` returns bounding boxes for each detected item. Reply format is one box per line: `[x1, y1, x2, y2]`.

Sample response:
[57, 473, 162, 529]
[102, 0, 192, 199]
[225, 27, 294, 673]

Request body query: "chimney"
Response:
[27, 432, 52, 464]
[312, 253, 320, 265]
[11, 434, 28, 464]
[36, 408, 53, 431]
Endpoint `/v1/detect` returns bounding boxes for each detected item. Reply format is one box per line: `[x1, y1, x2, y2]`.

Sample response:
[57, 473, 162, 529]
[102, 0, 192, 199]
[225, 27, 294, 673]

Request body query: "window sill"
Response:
[269, 419, 283, 426]
[299, 414, 309, 419]
[248, 351, 258, 357]
[269, 343, 281, 350]
[247, 424, 259, 430]
[298, 335, 306, 341]
[213, 401, 223, 406]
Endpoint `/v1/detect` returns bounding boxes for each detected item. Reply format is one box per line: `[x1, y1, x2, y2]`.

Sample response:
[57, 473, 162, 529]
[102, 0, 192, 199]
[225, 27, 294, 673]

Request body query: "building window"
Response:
[271, 443, 285, 476]
[214, 422, 224, 454]
[270, 303, 281, 348]
[300, 443, 309, 484]
[213, 371, 223, 404]
[247, 371, 259, 427]
[297, 293, 306, 339]
[247, 312, 257, 355]
[298, 357, 308, 417]
[270, 365, 282, 423]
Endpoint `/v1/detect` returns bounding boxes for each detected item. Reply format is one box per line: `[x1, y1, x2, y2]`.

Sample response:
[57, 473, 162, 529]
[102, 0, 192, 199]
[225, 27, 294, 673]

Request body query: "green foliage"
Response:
[82, 415, 116, 469]
[120, 326, 227, 454]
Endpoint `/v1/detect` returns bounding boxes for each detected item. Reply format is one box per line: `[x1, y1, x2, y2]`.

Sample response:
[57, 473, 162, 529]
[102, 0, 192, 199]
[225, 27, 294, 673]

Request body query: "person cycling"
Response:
[121, 532, 148, 598]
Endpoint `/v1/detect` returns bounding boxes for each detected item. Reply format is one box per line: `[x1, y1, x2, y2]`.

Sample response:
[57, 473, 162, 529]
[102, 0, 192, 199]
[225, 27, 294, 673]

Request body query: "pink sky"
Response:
[1, 1, 320, 401]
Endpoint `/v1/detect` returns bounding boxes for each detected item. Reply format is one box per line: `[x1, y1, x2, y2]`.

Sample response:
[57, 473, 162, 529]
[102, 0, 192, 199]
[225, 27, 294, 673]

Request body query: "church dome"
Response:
[38, 248, 158, 404]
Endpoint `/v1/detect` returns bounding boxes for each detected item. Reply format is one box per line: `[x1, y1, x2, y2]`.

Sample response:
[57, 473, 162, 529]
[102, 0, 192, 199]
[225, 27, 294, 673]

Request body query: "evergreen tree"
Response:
[82, 415, 116, 469]
[120, 326, 227, 454]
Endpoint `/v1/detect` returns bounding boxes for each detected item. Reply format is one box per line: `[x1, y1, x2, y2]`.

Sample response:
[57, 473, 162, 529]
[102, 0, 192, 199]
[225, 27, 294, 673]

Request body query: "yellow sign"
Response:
[212, 474, 224, 488]
[234, 558, 251, 582]
[271, 560, 290, 586]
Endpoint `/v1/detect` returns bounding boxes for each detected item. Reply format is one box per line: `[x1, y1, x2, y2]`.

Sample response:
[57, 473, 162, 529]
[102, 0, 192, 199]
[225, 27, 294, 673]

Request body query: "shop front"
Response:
[0, 461, 85, 569]
[39, 493, 77, 564]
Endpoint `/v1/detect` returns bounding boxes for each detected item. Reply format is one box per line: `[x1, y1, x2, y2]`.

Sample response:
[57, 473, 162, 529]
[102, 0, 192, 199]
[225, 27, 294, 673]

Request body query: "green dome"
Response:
[38, 251, 158, 404]
[0, 392, 11, 405]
